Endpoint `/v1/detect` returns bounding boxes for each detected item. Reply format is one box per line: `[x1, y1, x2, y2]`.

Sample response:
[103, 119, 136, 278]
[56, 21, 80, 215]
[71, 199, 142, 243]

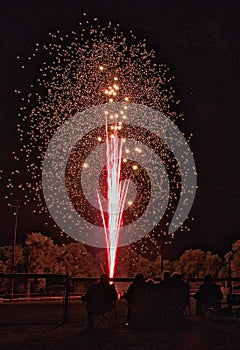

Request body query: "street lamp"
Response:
[228, 246, 240, 313]
[159, 236, 173, 277]
[10, 200, 20, 301]
[159, 240, 164, 276]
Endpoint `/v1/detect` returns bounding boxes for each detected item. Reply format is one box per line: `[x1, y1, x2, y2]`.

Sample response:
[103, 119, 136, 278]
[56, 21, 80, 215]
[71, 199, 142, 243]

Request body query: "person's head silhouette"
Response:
[203, 274, 213, 284]
[99, 274, 109, 286]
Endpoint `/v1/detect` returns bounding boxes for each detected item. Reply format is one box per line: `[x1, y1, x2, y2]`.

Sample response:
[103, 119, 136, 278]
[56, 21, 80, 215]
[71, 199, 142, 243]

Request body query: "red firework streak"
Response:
[97, 118, 130, 278]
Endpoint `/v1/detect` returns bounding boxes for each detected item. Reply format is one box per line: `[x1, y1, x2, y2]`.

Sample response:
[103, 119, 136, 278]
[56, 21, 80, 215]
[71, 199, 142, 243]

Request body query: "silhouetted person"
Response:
[157, 271, 172, 324]
[169, 273, 190, 321]
[159, 271, 171, 296]
[144, 278, 159, 323]
[194, 274, 223, 316]
[157, 272, 189, 326]
[124, 274, 146, 326]
[82, 274, 118, 328]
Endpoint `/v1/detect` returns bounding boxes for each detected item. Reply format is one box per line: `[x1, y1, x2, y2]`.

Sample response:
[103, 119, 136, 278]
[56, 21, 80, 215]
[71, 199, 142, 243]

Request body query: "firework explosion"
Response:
[6, 15, 196, 274]
[97, 117, 130, 278]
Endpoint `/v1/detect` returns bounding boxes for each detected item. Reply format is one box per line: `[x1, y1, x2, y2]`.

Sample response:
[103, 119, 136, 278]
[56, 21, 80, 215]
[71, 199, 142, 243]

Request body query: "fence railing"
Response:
[0, 273, 240, 324]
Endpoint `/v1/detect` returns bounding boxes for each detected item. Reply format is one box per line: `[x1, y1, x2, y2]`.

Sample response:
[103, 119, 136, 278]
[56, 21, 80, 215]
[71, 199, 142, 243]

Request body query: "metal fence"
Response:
[0, 273, 240, 325]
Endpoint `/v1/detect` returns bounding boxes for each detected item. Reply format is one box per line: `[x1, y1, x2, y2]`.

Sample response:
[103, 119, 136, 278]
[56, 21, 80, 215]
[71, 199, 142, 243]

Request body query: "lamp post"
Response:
[10, 201, 20, 301]
[228, 246, 240, 313]
[159, 236, 172, 277]
[159, 240, 164, 276]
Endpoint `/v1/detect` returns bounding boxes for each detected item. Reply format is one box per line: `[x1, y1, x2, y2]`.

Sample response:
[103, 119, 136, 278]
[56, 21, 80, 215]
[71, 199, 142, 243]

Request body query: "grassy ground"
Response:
[1, 300, 240, 350]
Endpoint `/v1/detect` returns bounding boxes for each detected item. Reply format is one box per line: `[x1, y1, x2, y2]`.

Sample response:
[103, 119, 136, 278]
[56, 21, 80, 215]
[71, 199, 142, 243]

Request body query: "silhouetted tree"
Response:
[178, 249, 223, 278]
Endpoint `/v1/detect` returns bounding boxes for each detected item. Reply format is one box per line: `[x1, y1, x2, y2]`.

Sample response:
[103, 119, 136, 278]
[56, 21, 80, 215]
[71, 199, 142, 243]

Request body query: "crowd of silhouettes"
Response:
[124, 272, 190, 328]
[82, 272, 223, 329]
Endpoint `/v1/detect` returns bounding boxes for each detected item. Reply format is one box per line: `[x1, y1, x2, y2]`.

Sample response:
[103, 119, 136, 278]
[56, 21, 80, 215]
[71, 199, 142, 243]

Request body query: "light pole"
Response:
[160, 240, 164, 276]
[10, 201, 20, 301]
[228, 246, 240, 313]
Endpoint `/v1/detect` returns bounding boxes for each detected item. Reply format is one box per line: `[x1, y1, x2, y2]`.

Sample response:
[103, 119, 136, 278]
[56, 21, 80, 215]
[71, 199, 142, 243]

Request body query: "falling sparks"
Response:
[97, 116, 130, 277]
[98, 78, 132, 277]
[6, 15, 196, 264]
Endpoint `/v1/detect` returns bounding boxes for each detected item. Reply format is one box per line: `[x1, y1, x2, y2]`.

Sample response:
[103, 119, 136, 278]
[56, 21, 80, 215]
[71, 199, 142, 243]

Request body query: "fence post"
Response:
[62, 274, 70, 324]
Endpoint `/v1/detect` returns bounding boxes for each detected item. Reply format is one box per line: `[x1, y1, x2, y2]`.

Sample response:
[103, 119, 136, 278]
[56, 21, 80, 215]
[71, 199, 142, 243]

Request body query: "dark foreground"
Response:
[1, 300, 240, 350]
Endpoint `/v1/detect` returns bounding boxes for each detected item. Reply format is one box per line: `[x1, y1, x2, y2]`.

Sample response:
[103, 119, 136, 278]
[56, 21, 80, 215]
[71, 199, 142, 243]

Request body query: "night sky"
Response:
[0, 0, 239, 259]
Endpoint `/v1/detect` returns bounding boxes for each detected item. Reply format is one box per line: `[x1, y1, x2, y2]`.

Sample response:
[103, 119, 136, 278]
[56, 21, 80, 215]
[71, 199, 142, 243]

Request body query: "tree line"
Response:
[0, 232, 240, 296]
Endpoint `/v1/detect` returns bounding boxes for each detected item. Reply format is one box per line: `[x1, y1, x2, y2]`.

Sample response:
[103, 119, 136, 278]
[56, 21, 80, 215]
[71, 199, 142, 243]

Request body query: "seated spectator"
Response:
[157, 271, 172, 323]
[124, 274, 146, 327]
[169, 273, 190, 320]
[160, 271, 171, 285]
[82, 274, 118, 328]
[157, 272, 190, 326]
[194, 274, 223, 316]
[144, 278, 159, 323]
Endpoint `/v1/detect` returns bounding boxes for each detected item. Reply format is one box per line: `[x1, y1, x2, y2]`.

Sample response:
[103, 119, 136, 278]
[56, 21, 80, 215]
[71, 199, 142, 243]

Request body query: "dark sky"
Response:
[0, 0, 239, 259]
